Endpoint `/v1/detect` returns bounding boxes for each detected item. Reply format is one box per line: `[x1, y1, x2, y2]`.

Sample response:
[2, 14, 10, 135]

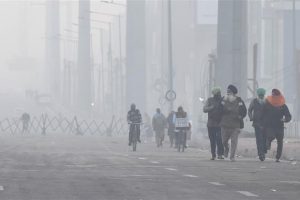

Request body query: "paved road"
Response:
[0, 135, 299, 200]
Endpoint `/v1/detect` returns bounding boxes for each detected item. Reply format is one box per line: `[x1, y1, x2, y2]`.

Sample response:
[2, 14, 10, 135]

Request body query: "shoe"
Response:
[230, 158, 236, 162]
[276, 159, 280, 163]
[210, 157, 216, 160]
[217, 155, 224, 160]
[259, 155, 265, 161]
[224, 150, 229, 158]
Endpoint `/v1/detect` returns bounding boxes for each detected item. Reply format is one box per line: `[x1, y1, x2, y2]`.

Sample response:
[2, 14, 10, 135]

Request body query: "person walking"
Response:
[21, 112, 30, 134]
[152, 108, 167, 147]
[174, 106, 190, 149]
[167, 111, 176, 147]
[261, 89, 291, 162]
[248, 88, 267, 161]
[220, 85, 247, 162]
[203, 87, 224, 160]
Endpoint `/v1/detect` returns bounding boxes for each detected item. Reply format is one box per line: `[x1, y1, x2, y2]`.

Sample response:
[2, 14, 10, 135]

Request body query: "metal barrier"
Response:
[285, 121, 300, 138]
[0, 115, 128, 136]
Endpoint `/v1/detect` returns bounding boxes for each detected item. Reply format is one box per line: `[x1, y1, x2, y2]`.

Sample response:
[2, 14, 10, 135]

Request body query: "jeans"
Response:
[254, 126, 267, 157]
[221, 127, 240, 160]
[207, 127, 224, 157]
[266, 127, 284, 160]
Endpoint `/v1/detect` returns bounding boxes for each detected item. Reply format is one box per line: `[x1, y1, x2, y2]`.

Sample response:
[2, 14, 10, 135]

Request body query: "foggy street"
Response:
[0, 135, 299, 200]
[1, 0, 300, 199]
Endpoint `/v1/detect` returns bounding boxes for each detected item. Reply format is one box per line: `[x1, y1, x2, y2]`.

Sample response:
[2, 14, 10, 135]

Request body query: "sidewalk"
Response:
[189, 135, 300, 161]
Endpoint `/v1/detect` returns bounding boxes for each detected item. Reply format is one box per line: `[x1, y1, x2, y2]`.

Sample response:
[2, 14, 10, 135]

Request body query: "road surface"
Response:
[0, 135, 299, 200]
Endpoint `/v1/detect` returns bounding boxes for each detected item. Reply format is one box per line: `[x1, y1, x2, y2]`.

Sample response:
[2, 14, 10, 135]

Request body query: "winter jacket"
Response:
[152, 113, 167, 131]
[127, 109, 142, 124]
[248, 98, 265, 127]
[167, 113, 176, 134]
[203, 96, 223, 127]
[261, 100, 291, 129]
[220, 96, 247, 129]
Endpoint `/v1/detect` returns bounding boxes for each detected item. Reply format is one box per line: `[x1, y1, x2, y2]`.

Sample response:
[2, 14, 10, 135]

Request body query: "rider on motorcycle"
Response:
[127, 104, 142, 145]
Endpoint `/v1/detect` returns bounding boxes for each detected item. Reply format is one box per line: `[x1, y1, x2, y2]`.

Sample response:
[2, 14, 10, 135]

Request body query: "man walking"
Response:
[248, 88, 267, 161]
[167, 111, 176, 147]
[152, 108, 167, 147]
[261, 89, 291, 162]
[203, 87, 224, 160]
[220, 85, 247, 162]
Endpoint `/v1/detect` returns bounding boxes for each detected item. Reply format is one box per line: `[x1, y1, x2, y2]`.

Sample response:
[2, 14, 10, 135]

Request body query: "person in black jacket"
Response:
[261, 89, 291, 162]
[248, 88, 267, 161]
[203, 87, 224, 160]
[127, 104, 142, 145]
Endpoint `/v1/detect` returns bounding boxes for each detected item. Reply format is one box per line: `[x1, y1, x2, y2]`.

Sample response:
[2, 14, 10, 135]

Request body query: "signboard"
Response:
[175, 118, 189, 128]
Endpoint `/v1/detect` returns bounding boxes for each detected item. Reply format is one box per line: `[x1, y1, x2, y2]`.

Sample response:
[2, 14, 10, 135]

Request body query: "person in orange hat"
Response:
[261, 89, 292, 162]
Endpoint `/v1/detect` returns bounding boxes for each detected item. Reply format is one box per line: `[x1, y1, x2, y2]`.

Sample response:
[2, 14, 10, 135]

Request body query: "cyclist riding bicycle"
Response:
[127, 104, 142, 146]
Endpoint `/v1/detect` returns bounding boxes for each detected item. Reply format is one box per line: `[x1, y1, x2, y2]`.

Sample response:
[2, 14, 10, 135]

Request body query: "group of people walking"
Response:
[127, 104, 191, 149]
[204, 84, 291, 162]
[127, 84, 291, 162]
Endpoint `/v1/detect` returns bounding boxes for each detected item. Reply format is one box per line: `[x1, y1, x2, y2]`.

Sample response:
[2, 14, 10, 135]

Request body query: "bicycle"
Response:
[129, 122, 142, 152]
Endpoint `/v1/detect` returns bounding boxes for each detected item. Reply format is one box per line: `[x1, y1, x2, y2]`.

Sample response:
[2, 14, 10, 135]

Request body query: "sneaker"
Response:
[217, 155, 224, 160]
[224, 151, 229, 158]
[210, 157, 216, 161]
[276, 159, 280, 163]
[259, 155, 265, 162]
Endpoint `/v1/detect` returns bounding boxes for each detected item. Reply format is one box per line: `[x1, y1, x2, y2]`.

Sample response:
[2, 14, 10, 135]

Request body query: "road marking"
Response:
[150, 161, 160, 164]
[280, 181, 300, 184]
[165, 168, 178, 171]
[65, 164, 97, 168]
[237, 191, 259, 197]
[138, 157, 147, 160]
[183, 174, 198, 178]
[0, 186, 4, 191]
[209, 182, 225, 186]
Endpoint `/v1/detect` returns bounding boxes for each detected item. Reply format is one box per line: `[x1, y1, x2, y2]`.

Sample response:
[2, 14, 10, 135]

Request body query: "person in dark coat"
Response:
[175, 106, 190, 148]
[248, 88, 267, 161]
[220, 85, 247, 162]
[127, 104, 142, 145]
[167, 111, 176, 147]
[203, 87, 224, 160]
[261, 89, 291, 162]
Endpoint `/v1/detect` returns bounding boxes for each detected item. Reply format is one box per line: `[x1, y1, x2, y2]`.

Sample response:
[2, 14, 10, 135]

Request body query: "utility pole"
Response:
[126, 0, 146, 111]
[77, 0, 91, 114]
[253, 43, 258, 98]
[167, 0, 174, 112]
[45, 0, 61, 101]
[292, 0, 299, 121]
[216, 0, 248, 99]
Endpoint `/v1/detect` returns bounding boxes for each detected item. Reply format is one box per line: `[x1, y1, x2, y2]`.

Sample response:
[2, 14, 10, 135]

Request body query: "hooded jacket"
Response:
[261, 94, 291, 129]
[248, 98, 265, 127]
[203, 96, 223, 127]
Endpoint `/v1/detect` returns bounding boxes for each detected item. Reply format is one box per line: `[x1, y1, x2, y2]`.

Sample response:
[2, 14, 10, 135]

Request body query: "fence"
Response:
[0, 114, 128, 136]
